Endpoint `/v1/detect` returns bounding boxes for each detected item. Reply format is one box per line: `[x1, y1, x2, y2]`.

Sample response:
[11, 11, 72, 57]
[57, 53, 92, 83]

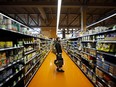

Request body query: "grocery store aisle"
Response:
[28, 50, 94, 87]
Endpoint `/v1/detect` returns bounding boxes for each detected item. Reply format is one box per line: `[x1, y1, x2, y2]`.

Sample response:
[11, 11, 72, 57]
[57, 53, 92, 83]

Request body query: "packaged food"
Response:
[5, 41, 13, 48]
[1, 59, 6, 66]
[0, 60, 2, 68]
[0, 41, 5, 48]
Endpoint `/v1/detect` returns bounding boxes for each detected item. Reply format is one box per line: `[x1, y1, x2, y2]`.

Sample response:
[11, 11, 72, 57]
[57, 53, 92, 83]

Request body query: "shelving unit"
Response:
[62, 25, 116, 87]
[0, 13, 51, 87]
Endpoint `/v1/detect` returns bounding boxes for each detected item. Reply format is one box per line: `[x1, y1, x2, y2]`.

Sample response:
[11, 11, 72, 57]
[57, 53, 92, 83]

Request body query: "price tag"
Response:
[17, 60, 20, 62]
[10, 75, 13, 78]
[6, 78, 9, 82]
[109, 73, 112, 76]
[102, 80, 105, 82]
[0, 83, 3, 86]
[0, 68, 4, 71]
[13, 62, 16, 64]
[8, 64, 12, 67]
[102, 58, 104, 62]
[108, 85, 111, 87]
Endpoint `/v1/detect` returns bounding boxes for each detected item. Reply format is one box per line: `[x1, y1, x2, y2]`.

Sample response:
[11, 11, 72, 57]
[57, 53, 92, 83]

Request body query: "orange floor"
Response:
[28, 50, 94, 87]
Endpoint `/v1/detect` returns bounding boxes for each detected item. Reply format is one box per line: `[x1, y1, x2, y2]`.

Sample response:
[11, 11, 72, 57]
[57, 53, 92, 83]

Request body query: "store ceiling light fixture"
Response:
[56, 0, 62, 35]
[87, 13, 116, 28]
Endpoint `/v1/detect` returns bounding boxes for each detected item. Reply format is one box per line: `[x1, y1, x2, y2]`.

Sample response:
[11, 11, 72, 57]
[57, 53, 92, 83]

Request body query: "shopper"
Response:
[54, 37, 64, 72]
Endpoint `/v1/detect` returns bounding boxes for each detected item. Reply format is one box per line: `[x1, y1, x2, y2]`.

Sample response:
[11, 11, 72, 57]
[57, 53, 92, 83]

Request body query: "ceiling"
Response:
[0, 0, 116, 30]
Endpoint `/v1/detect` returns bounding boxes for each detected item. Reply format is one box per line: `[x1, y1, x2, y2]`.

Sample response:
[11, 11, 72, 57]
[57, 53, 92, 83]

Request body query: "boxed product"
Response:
[83, 66, 87, 73]
[98, 70, 104, 78]
[102, 63, 109, 71]
[92, 74, 96, 83]
[9, 55, 14, 63]
[1, 52, 6, 67]
[109, 64, 116, 76]
[96, 68, 104, 78]
[88, 70, 93, 79]
[103, 74, 111, 82]
[1, 59, 6, 67]
[97, 60, 103, 67]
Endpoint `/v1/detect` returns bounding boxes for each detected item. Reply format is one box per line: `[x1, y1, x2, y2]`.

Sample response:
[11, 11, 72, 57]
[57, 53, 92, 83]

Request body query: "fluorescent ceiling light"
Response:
[65, 28, 67, 30]
[56, 0, 62, 35]
[87, 13, 116, 28]
[73, 29, 76, 30]
[69, 29, 72, 30]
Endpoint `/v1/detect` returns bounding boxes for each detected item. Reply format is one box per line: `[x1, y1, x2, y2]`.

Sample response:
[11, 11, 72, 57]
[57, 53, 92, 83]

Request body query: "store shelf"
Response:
[81, 51, 96, 58]
[24, 43, 36, 45]
[73, 55, 81, 61]
[97, 51, 116, 57]
[97, 58, 115, 66]
[25, 50, 50, 77]
[97, 66, 116, 79]
[0, 28, 36, 38]
[25, 58, 40, 76]
[0, 46, 24, 51]
[81, 56, 90, 62]
[81, 40, 96, 43]
[0, 58, 24, 72]
[83, 47, 96, 50]
[78, 29, 116, 38]
[64, 49, 97, 86]
[96, 75, 111, 87]
[24, 66, 39, 87]
[24, 50, 50, 87]
[13, 75, 24, 87]
[24, 49, 36, 55]
[36, 53, 42, 57]
[25, 55, 37, 64]
[75, 52, 81, 56]
[62, 27, 116, 87]
[97, 40, 116, 43]
[69, 54, 97, 87]
[0, 67, 24, 87]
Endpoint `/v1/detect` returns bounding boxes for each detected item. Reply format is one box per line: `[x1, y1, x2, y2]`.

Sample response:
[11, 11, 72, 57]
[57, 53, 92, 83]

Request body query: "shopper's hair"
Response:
[56, 37, 59, 41]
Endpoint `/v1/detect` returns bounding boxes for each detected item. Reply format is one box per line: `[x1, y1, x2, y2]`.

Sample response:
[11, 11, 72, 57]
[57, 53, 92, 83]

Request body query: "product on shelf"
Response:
[105, 32, 116, 41]
[96, 43, 116, 53]
[0, 41, 13, 48]
[0, 52, 7, 67]
[96, 68, 104, 78]
[24, 46, 33, 53]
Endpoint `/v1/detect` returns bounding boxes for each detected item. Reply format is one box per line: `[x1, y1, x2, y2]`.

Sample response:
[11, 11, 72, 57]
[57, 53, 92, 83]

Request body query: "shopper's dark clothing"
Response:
[54, 41, 64, 72]
[55, 42, 62, 54]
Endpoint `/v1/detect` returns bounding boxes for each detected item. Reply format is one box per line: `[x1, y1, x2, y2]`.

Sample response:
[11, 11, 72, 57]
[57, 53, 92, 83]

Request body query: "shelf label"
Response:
[102, 80, 105, 82]
[0, 68, 4, 71]
[109, 73, 113, 76]
[6, 78, 9, 82]
[0, 83, 3, 86]
[8, 64, 12, 67]
[13, 62, 16, 64]
[10, 75, 13, 78]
